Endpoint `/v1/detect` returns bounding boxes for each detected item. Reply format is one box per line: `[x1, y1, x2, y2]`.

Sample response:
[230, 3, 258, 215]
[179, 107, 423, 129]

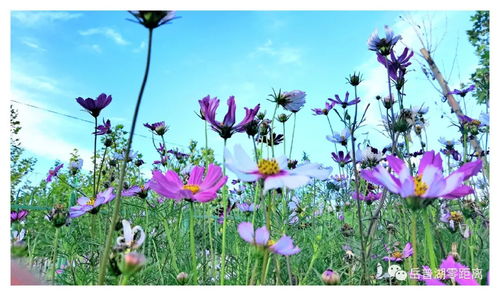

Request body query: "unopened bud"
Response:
[322, 269, 340, 285]
[176, 272, 189, 285]
[118, 252, 146, 276]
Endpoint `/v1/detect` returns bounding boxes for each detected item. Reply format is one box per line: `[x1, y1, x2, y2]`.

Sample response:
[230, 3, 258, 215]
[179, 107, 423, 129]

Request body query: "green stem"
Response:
[260, 251, 270, 285]
[189, 203, 198, 284]
[97, 28, 154, 285]
[119, 275, 130, 285]
[410, 211, 418, 284]
[220, 139, 228, 285]
[162, 217, 180, 273]
[93, 117, 98, 198]
[50, 227, 60, 284]
[422, 207, 437, 272]
[288, 113, 297, 159]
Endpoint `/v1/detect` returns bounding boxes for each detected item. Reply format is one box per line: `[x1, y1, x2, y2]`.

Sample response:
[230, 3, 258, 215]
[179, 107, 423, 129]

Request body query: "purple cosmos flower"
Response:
[352, 192, 382, 203]
[312, 101, 335, 115]
[122, 185, 143, 197]
[331, 151, 351, 167]
[383, 242, 413, 262]
[419, 256, 479, 285]
[440, 148, 461, 161]
[360, 151, 482, 208]
[153, 155, 169, 167]
[197, 95, 219, 120]
[282, 90, 306, 113]
[11, 210, 29, 222]
[144, 121, 168, 136]
[328, 92, 360, 109]
[377, 47, 414, 80]
[167, 149, 190, 160]
[199, 95, 260, 139]
[76, 93, 112, 118]
[237, 222, 300, 256]
[69, 187, 115, 218]
[46, 163, 64, 182]
[479, 112, 489, 126]
[326, 128, 351, 146]
[148, 164, 228, 203]
[225, 144, 332, 193]
[367, 25, 401, 55]
[129, 11, 177, 29]
[237, 202, 258, 212]
[448, 85, 475, 97]
[94, 119, 112, 135]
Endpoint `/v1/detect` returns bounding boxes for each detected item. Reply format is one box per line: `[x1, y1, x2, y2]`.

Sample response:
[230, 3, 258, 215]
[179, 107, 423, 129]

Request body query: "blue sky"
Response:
[10, 10, 484, 182]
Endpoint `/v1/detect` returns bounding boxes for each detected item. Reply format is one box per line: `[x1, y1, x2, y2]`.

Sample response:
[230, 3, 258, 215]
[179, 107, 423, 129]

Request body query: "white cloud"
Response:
[250, 39, 302, 65]
[20, 37, 46, 51]
[79, 27, 129, 46]
[11, 70, 62, 94]
[11, 89, 93, 171]
[12, 11, 82, 27]
[133, 41, 146, 53]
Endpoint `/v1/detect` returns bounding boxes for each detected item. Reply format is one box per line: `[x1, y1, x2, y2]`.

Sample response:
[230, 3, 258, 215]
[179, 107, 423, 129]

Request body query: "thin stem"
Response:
[93, 117, 98, 198]
[422, 207, 437, 272]
[288, 113, 297, 159]
[97, 28, 154, 285]
[220, 139, 228, 285]
[189, 203, 198, 284]
[50, 227, 60, 284]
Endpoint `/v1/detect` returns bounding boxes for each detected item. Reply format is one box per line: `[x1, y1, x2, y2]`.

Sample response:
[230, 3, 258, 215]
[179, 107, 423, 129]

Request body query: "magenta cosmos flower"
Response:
[312, 101, 335, 115]
[94, 119, 111, 135]
[360, 151, 482, 209]
[419, 255, 479, 285]
[76, 93, 112, 118]
[11, 210, 29, 222]
[148, 164, 228, 203]
[237, 222, 300, 256]
[352, 191, 382, 203]
[225, 144, 332, 193]
[199, 95, 260, 140]
[383, 242, 413, 262]
[46, 163, 64, 182]
[144, 121, 168, 136]
[69, 187, 115, 218]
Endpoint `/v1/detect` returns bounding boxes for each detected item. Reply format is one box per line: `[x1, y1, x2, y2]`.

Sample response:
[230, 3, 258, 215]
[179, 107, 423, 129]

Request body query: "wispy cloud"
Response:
[132, 41, 146, 53]
[250, 39, 302, 65]
[11, 70, 62, 94]
[19, 37, 46, 51]
[79, 27, 129, 46]
[12, 11, 82, 27]
[11, 89, 93, 171]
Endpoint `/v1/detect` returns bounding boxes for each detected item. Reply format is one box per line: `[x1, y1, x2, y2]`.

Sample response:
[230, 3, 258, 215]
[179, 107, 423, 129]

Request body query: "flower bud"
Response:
[347, 72, 363, 86]
[244, 120, 259, 137]
[277, 113, 290, 123]
[104, 138, 113, 147]
[322, 269, 340, 285]
[118, 252, 146, 276]
[176, 272, 189, 285]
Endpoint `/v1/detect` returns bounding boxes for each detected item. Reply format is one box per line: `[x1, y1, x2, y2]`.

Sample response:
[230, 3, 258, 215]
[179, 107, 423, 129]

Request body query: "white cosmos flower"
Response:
[225, 144, 332, 193]
[116, 219, 146, 250]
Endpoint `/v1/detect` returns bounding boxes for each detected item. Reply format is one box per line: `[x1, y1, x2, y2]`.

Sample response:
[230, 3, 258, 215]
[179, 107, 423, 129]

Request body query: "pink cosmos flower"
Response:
[69, 187, 115, 218]
[383, 242, 413, 262]
[352, 192, 382, 203]
[225, 144, 332, 193]
[237, 222, 300, 256]
[419, 255, 479, 285]
[148, 164, 227, 203]
[360, 151, 482, 202]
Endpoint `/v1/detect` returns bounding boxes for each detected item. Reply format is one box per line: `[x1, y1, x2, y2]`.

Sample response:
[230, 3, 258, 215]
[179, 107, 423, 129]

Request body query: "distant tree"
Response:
[10, 105, 37, 201]
[467, 11, 489, 106]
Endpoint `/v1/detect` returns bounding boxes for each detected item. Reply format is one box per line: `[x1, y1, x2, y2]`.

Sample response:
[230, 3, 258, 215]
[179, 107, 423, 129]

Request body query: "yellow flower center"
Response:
[266, 239, 276, 247]
[86, 199, 96, 206]
[413, 174, 428, 196]
[392, 251, 403, 259]
[182, 184, 200, 194]
[471, 119, 481, 126]
[257, 159, 280, 175]
[450, 211, 464, 223]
